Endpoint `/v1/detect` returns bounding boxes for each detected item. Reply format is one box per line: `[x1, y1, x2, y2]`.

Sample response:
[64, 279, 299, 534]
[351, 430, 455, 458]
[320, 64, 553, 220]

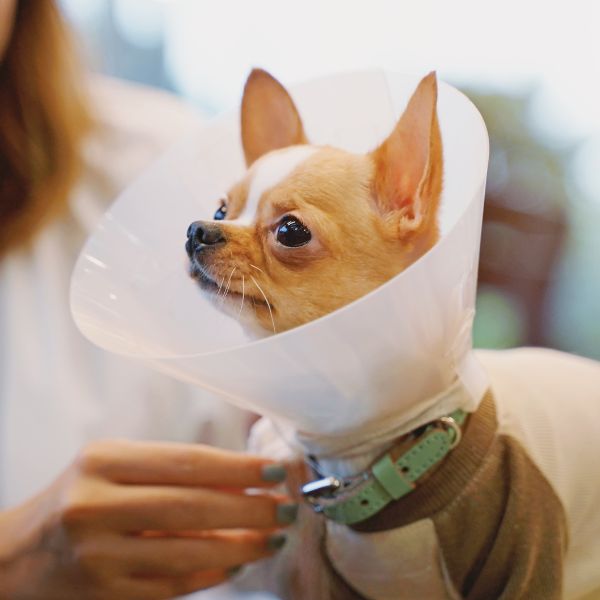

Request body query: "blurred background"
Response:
[60, 0, 600, 360]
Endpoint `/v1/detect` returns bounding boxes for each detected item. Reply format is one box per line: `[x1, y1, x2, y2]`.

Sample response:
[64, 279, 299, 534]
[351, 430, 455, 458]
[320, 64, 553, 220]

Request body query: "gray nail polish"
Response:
[261, 463, 287, 483]
[276, 503, 299, 525]
[267, 533, 288, 551]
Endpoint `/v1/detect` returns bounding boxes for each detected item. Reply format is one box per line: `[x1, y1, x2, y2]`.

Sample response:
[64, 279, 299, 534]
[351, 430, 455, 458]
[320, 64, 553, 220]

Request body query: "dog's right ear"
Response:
[370, 72, 442, 243]
[241, 69, 308, 167]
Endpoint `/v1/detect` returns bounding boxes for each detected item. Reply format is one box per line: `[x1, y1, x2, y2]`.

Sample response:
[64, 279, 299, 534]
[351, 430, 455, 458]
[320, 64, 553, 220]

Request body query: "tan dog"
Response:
[186, 69, 442, 334]
[186, 71, 600, 600]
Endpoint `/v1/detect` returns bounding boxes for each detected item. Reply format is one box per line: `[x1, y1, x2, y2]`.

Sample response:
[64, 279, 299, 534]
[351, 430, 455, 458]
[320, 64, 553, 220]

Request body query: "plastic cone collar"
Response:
[70, 70, 490, 436]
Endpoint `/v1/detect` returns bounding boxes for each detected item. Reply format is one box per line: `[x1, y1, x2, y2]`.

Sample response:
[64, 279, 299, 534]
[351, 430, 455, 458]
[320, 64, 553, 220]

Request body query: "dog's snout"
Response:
[186, 221, 226, 255]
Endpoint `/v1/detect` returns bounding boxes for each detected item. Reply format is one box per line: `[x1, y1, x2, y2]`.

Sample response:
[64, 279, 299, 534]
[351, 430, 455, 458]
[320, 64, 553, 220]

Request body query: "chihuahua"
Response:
[185, 71, 600, 600]
[186, 68, 442, 336]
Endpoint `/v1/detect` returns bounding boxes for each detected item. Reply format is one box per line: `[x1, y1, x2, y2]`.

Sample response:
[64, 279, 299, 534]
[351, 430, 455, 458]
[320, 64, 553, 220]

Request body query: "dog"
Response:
[186, 70, 600, 599]
[186, 69, 441, 337]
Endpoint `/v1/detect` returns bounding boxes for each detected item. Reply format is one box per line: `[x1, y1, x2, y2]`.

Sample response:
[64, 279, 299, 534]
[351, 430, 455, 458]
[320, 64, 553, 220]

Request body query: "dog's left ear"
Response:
[241, 68, 308, 167]
[370, 72, 443, 240]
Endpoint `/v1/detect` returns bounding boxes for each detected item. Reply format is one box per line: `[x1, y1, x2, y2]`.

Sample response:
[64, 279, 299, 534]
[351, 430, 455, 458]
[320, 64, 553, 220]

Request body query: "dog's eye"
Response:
[213, 202, 227, 221]
[276, 216, 312, 247]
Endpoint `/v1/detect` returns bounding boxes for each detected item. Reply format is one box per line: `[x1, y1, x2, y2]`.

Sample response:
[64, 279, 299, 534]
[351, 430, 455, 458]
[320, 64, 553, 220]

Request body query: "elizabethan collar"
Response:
[70, 71, 489, 435]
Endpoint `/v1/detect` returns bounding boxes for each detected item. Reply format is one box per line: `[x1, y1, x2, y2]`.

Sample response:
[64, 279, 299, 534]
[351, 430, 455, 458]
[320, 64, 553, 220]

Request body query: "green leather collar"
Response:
[301, 409, 466, 525]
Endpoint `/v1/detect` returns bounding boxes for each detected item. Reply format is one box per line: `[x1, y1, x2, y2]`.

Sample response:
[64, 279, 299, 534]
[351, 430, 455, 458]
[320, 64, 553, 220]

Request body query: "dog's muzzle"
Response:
[186, 221, 226, 257]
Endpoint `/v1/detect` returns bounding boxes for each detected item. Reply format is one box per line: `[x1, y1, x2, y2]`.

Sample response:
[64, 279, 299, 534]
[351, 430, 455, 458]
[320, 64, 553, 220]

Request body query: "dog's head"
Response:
[186, 69, 443, 335]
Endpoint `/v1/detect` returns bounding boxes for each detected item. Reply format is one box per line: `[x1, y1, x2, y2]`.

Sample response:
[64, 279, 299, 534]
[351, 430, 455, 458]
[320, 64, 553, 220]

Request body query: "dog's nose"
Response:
[186, 221, 226, 256]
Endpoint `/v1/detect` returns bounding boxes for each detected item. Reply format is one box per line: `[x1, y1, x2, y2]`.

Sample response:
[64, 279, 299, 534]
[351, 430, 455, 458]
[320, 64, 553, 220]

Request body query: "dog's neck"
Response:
[291, 378, 477, 478]
[305, 440, 394, 479]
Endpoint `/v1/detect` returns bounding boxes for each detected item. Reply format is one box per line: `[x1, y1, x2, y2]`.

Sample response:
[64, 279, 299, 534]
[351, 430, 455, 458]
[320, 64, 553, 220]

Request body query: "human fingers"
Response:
[78, 484, 297, 532]
[75, 440, 287, 489]
[83, 529, 283, 578]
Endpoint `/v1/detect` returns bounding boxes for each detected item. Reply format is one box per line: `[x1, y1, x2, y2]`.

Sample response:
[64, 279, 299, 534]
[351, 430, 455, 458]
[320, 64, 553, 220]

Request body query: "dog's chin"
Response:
[189, 262, 221, 295]
[189, 259, 276, 338]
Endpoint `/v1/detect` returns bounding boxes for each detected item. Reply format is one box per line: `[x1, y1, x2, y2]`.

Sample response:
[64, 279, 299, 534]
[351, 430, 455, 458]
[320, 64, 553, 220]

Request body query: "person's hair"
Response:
[0, 0, 92, 257]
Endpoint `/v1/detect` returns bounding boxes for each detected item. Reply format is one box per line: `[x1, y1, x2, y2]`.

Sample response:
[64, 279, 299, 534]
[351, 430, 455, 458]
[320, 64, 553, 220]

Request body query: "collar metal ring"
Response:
[437, 415, 462, 449]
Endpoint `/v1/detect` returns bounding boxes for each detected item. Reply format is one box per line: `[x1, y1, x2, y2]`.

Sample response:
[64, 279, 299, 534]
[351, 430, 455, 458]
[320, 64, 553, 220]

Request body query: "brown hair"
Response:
[0, 0, 92, 257]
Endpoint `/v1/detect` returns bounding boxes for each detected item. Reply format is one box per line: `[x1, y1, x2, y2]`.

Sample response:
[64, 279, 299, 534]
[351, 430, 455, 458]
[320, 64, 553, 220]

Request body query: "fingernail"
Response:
[276, 503, 299, 525]
[227, 565, 243, 578]
[261, 463, 287, 483]
[267, 533, 287, 551]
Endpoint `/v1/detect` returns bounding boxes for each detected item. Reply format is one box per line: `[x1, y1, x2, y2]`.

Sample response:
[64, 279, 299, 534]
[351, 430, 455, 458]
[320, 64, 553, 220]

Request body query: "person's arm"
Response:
[0, 439, 294, 600]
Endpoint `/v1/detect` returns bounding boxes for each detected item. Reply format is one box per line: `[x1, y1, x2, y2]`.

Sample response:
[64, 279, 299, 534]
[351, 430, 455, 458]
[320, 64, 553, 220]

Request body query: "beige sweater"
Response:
[242, 347, 600, 600]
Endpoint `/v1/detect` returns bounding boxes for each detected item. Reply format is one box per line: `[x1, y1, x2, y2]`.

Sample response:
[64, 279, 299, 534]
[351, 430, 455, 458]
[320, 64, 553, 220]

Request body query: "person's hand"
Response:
[0, 440, 296, 600]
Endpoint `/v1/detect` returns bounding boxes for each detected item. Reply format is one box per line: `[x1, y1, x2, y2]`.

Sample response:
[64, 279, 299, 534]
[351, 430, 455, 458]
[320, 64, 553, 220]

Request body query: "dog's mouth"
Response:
[189, 259, 230, 295]
[189, 258, 270, 309]
[190, 263, 221, 292]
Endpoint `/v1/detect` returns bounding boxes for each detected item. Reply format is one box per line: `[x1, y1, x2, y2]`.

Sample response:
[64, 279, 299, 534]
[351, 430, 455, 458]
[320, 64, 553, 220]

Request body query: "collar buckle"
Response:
[301, 475, 342, 501]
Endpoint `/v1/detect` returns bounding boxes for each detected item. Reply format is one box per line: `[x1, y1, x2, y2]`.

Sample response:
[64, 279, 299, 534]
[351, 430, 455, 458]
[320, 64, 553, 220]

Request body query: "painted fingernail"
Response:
[261, 463, 287, 483]
[276, 503, 299, 525]
[227, 565, 243, 578]
[267, 533, 288, 551]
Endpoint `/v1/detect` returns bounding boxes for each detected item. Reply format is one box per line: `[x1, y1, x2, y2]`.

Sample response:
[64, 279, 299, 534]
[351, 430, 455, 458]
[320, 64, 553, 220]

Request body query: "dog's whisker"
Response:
[238, 275, 245, 317]
[249, 263, 265, 274]
[250, 275, 276, 334]
[221, 267, 237, 304]
[216, 273, 226, 296]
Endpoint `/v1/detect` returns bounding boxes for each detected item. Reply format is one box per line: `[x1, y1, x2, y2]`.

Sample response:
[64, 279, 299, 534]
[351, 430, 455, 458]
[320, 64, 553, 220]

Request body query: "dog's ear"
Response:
[241, 68, 308, 167]
[370, 72, 443, 240]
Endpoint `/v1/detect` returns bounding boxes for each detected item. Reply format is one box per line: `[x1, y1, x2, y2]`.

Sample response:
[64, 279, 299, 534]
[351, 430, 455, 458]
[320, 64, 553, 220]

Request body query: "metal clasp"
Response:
[301, 476, 342, 500]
